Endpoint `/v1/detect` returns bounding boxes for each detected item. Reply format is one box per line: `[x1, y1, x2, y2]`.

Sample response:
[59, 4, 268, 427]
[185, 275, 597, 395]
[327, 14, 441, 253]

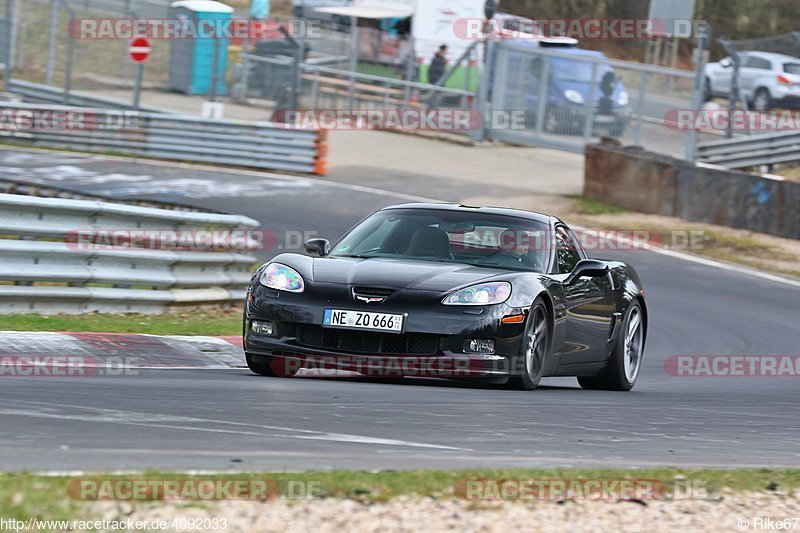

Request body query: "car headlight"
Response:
[443, 282, 511, 305]
[259, 263, 304, 293]
[564, 89, 584, 104]
[618, 90, 629, 106]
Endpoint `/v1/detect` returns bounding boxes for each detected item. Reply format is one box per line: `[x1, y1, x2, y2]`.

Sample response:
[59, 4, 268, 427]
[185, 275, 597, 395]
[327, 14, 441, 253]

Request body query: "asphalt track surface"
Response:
[1, 148, 799, 472]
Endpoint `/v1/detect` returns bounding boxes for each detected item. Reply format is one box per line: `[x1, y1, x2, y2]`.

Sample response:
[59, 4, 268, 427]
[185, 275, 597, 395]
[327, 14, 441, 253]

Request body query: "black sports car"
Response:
[244, 204, 647, 391]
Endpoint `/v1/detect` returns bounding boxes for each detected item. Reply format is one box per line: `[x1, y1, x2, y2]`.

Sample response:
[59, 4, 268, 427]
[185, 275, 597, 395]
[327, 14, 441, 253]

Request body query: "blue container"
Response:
[168, 1, 233, 96]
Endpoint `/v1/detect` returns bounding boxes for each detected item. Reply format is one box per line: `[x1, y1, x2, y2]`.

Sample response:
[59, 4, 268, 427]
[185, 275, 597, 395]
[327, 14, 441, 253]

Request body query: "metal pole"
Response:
[45, 0, 57, 85]
[581, 63, 598, 141]
[348, 15, 358, 111]
[685, 23, 709, 161]
[533, 55, 550, 134]
[209, 38, 220, 102]
[7, 0, 17, 71]
[132, 62, 143, 109]
[472, 39, 494, 142]
[290, 40, 301, 110]
[403, 36, 415, 106]
[2, 0, 10, 88]
[634, 71, 649, 145]
[63, 28, 74, 104]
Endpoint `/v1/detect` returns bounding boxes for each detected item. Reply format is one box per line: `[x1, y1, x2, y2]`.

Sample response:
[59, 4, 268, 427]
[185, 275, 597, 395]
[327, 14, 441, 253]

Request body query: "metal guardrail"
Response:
[0, 193, 260, 314]
[696, 131, 800, 169]
[0, 102, 328, 175]
[7, 79, 173, 114]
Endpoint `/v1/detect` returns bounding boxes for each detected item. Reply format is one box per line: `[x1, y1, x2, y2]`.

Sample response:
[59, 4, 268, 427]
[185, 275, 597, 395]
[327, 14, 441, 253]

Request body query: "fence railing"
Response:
[237, 52, 477, 115]
[6, 79, 173, 113]
[0, 102, 327, 175]
[487, 41, 698, 158]
[0, 192, 260, 314]
[696, 131, 800, 169]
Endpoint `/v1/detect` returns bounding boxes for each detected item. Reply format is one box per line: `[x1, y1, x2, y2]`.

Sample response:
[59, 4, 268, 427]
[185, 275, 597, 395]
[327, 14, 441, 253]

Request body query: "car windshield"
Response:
[330, 208, 551, 273]
[784, 63, 800, 75]
[552, 58, 615, 83]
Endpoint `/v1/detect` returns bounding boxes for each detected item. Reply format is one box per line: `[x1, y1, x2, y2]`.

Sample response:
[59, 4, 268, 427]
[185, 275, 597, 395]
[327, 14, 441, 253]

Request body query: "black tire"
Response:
[246, 353, 301, 378]
[508, 298, 550, 391]
[703, 77, 713, 103]
[246, 352, 277, 377]
[752, 88, 772, 112]
[578, 300, 645, 391]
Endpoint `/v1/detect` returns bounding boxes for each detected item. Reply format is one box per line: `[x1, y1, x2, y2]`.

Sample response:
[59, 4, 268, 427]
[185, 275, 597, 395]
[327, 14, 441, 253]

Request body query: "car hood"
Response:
[311, 257, 511, 292]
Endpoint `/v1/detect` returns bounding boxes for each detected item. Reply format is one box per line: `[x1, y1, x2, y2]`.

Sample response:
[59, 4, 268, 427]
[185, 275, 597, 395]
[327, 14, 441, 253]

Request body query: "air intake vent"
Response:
[352, 287, 396, 297]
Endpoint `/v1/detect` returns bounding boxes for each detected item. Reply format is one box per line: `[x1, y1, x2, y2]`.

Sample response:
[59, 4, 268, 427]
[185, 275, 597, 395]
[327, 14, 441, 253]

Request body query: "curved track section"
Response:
[0, 148, 798, 471]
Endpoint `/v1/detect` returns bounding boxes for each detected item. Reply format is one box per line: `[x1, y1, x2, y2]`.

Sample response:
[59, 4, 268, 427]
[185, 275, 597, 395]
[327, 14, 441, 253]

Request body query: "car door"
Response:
[554, 226, 616, 364]
[740, 55, 768, 101]
[711, 57, 734, 96]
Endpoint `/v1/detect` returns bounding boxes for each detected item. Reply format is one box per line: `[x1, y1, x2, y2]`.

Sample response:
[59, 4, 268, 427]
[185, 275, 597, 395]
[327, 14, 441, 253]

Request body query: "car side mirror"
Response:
[304, 238, 331, 257]
[720, 57, 732, 68]
[565, 259, 611, 285]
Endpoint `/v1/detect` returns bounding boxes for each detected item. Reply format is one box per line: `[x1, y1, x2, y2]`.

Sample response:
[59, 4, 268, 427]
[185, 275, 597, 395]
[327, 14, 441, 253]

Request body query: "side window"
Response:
[555, 226, 582, 274]
[745, 57, 771, 70]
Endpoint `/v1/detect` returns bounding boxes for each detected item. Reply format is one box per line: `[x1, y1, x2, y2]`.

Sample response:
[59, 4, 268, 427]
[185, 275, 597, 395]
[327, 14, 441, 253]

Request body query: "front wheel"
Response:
[578, 300, 645, 391]
[508, 298, 550, 391]
[246, 353, 300, 378]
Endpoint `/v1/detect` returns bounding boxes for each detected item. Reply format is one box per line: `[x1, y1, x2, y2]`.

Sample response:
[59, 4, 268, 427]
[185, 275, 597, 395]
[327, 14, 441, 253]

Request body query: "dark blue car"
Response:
[500, 45, 631, 136]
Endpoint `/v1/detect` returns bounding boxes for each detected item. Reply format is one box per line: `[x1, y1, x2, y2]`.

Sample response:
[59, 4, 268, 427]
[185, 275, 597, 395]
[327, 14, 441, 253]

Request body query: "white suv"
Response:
[705, 51, 800, 111]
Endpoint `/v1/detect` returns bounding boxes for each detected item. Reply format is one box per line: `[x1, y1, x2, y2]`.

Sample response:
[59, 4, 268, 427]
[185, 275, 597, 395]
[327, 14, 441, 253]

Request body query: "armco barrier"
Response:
[0, 193, 260, 314]
[7, 79, 172, 114]
[585, 141, 800, 239]
[697, 130, 800, 170]
[0, 102, 326, 175]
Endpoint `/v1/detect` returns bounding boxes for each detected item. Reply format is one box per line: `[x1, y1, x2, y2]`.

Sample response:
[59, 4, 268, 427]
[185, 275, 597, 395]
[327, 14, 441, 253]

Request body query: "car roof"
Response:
[741, 51, 800, 62]
[380, 203, 558, 225]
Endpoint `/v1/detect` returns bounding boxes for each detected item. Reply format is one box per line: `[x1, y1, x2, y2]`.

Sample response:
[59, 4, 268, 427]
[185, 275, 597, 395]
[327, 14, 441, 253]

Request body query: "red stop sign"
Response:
[129, 37, 151, 63]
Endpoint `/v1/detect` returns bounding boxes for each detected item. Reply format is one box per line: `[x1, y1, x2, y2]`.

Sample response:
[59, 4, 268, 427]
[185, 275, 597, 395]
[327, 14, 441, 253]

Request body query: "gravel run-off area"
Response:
[94, 491, 800, 532]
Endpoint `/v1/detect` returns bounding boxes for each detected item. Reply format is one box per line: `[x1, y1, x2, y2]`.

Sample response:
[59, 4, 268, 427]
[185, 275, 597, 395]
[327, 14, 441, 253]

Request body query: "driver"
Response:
[498, 229, 545, 270]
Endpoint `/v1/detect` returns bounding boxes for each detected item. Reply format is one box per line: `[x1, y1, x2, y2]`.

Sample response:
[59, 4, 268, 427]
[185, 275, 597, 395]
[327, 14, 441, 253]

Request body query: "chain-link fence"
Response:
[12, 0, 172, 97]
[486, 40, 702, 158]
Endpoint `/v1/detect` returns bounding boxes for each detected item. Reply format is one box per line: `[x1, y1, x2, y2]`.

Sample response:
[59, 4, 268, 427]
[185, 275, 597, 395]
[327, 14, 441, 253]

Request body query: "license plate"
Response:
[323, 309, 404, 333]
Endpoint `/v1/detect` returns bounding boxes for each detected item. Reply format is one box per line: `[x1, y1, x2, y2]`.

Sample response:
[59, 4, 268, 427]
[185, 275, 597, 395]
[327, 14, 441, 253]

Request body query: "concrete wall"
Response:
[585, 141, 800, 240]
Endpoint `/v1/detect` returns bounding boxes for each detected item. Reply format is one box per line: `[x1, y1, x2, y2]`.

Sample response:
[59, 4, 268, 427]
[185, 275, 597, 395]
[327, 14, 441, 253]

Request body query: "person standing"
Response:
[428, 44, 448, 85]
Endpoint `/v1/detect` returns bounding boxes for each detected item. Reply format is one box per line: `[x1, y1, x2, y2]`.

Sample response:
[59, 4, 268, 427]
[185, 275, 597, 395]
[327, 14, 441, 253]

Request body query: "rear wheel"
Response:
[752, 88, 772, 112]
[508, 298, 550, 391]
[578, 300, 645, 391]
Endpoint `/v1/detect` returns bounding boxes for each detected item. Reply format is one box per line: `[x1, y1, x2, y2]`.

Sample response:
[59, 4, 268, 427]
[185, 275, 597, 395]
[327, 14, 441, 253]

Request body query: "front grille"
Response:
[352, 287, 396, 297]
[296, 325, 439, 355]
